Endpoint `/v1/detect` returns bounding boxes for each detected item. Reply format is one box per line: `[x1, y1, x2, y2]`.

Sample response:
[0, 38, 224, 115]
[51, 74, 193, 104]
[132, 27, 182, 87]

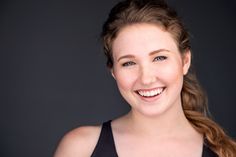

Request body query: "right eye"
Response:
[122, 61, 136, 67]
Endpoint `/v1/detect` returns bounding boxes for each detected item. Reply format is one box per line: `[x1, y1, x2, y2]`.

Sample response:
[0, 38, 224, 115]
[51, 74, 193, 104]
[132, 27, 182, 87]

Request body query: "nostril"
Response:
[140, 74, 156, 85]
[139, 66, 157, 85]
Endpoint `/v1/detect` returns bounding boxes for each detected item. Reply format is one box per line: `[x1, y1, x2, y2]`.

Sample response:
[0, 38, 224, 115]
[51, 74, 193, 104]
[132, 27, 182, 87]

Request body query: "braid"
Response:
[182, 72, 236, 157]
[101, 0, 236, 156]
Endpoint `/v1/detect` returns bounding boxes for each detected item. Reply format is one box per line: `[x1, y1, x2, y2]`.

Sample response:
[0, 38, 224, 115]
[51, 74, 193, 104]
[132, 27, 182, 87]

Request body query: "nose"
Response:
[139, 65, 157, 85]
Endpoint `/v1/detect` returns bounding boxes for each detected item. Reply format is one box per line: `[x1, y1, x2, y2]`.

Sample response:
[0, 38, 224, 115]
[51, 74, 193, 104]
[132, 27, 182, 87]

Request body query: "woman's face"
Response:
[111, 23, 191, 117]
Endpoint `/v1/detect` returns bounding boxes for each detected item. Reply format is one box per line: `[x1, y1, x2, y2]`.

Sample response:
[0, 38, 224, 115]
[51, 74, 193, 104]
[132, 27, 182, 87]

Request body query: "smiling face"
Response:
[111, 23, 191, 117]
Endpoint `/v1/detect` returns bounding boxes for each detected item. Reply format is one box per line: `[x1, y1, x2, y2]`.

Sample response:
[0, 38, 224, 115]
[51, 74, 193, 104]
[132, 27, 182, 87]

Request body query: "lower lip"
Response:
[136, 88, 165, 102]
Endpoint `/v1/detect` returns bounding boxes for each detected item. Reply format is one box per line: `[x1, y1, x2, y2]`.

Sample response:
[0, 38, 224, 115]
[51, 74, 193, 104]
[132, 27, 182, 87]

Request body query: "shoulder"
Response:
[54, 125, 102, 157]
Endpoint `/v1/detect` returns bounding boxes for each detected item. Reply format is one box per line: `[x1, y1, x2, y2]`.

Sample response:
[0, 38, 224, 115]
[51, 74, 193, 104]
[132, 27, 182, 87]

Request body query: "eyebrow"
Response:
[117, 49, 170, 62]
[149, 49, 170, 56]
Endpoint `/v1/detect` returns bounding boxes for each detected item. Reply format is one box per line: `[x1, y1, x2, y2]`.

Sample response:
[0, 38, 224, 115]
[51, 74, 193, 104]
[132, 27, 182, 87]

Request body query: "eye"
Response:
[122, 61, 136, 67]
[153, 56, 167, 61]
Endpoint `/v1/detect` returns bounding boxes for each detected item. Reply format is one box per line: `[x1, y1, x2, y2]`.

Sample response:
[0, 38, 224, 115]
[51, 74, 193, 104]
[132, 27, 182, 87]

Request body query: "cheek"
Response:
[115, 69, 138, 91]
[157, 60, 184, 84]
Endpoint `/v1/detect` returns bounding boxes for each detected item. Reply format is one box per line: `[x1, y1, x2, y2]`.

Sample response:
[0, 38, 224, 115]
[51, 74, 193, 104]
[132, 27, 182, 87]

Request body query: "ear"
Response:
[182, 50, 191, 75]
[110, 68, 116, 80]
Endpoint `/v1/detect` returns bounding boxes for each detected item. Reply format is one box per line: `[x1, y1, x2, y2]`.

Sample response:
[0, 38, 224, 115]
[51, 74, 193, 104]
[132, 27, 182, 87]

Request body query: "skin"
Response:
[54, 23, 203, 157]
[112, 23, 189, 119]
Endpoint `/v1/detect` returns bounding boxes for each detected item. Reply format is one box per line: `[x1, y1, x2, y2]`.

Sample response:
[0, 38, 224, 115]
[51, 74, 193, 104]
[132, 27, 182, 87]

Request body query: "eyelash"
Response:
[153, 56, 167, 61]
[121, 56, 167, 67]
[122, 61, 136, 67]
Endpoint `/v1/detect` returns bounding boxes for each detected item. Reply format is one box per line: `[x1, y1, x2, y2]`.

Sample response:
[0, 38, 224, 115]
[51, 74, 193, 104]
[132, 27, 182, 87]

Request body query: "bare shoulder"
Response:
[54, 125, 102, 157]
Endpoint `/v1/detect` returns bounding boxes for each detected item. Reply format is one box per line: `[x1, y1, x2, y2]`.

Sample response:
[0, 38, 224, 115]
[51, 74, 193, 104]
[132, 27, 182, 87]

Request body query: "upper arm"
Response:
[54, 125, 101, 157]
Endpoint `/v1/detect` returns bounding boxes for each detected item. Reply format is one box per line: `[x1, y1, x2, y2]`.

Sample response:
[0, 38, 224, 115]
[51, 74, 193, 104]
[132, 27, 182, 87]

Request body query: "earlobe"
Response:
[183, 50, 191, 75]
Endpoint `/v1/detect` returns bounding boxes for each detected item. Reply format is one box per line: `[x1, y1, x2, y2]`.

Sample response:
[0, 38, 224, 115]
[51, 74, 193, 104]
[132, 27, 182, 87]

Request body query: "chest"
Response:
[114, 136, 203, 157]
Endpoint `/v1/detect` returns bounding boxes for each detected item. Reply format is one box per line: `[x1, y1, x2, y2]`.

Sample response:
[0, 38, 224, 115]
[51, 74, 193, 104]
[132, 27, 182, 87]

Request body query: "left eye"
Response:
[153, 56, 167, 61]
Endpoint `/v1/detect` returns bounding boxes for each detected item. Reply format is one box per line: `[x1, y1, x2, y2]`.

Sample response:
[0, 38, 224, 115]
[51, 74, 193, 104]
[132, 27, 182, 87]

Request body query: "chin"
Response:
[131, 103, 172, 118]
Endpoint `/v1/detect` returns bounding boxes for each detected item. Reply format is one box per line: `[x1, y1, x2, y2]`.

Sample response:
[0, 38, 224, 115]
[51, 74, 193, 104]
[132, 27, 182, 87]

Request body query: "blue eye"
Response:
[122, 61, 136, 67]
[154, 56, 167, 61]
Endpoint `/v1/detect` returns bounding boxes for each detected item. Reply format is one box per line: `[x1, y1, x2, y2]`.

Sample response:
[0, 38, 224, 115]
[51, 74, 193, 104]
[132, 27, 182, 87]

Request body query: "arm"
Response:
[54, 126, 101, 157]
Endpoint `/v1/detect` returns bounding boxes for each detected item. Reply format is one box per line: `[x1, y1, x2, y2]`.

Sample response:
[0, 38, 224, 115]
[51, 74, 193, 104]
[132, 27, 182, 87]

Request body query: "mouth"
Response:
[135, 87, 165, 98]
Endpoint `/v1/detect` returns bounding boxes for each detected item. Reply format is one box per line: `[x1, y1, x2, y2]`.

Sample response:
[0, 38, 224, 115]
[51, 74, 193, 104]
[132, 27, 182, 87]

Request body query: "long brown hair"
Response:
[101, 0, 236, 156]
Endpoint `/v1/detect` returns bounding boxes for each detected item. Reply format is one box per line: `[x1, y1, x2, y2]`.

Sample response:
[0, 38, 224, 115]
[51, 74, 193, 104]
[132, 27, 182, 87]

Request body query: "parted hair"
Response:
[101, 0, 236, 156]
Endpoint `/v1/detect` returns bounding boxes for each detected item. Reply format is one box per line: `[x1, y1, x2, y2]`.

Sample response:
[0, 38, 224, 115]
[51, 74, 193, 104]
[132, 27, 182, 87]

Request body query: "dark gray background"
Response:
[1, 0, 236, 157]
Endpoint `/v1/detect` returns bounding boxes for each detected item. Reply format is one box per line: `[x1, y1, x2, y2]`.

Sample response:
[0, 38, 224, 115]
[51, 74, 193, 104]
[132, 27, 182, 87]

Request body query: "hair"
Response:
[101, 0, 236, 156]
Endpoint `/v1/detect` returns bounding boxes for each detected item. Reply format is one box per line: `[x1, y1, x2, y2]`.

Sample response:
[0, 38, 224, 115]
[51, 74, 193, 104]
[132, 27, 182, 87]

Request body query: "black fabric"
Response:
[91, 120, 218, 157]
[202, 143, 218, 157]
[91, 120, 118, 157]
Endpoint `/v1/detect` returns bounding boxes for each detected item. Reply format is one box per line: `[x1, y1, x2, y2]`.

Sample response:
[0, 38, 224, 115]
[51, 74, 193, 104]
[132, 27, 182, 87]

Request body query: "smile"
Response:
[136, 87, 165, 97]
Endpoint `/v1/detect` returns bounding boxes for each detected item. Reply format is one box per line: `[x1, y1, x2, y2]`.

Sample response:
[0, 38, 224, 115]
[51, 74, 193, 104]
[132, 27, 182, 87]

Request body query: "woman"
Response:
[54, 0, 236, 156]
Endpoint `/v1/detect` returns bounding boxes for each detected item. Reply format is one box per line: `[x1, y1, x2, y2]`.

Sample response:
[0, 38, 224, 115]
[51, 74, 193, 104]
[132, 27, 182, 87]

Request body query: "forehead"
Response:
[112, 23, 179, 58]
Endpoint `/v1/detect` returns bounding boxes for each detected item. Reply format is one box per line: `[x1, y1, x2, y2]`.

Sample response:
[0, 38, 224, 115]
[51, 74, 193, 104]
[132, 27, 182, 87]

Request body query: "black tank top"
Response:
[91, 120, 218, 157]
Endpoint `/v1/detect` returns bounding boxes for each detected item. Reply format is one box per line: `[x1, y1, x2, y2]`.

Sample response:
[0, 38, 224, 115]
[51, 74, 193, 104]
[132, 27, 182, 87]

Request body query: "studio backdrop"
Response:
[1, 0, 236, 157]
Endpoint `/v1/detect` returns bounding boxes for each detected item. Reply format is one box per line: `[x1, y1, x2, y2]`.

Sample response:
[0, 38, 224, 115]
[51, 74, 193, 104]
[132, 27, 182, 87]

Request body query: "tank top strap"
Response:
[91, 121, 217, 157]
[202, 141, 218, 157]
[91, 120, 118, 157]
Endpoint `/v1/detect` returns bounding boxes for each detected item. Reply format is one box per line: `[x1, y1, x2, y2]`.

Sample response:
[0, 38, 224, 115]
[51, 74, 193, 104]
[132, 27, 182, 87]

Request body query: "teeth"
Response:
[137, 88, 164, 97]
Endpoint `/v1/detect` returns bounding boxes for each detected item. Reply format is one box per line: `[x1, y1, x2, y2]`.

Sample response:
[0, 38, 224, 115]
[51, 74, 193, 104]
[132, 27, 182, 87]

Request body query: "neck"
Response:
[125, 103, 193, 138]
